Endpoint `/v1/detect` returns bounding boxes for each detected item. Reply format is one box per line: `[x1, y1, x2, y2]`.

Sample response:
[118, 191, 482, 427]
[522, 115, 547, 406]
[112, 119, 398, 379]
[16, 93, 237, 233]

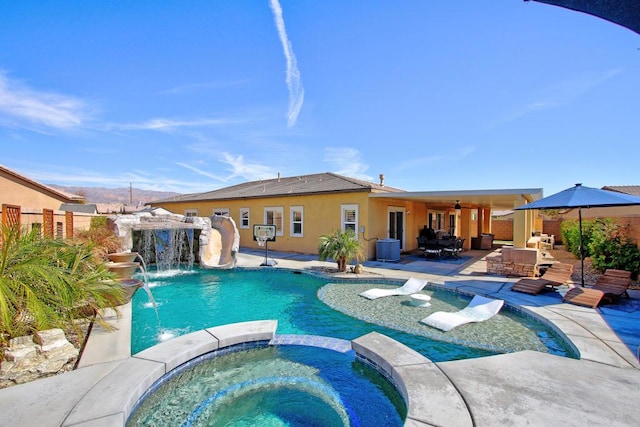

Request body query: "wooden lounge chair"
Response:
[510, 262, 574, 295]
[561, 287, 605, 308]
[563, 270, 633, 308]
[594, 273, 633, 298]
[601, 269, 632, 279]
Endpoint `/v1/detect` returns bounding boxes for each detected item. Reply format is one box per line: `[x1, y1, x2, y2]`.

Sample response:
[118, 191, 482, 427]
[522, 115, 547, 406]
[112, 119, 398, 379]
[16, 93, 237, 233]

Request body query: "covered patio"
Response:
[369, 188, 543, 252]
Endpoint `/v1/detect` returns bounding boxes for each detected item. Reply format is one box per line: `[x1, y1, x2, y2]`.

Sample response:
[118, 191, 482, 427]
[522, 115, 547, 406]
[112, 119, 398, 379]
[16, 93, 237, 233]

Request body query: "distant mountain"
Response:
[48, 185, 182, 205]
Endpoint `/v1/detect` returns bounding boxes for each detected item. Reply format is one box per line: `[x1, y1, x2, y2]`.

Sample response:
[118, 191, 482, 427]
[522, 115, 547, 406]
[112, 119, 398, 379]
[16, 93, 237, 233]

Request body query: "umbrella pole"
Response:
[579, 208, 585, 287]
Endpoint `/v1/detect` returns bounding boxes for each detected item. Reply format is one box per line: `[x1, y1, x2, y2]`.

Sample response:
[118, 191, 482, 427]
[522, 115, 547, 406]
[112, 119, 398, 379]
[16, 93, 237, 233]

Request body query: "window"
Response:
[213, 208, 230, 217]
[341, 204, 358, 233]
[56, 222, 63, 239]
[239, 208, 250, 229]
[264, 207, 284, 236]
[449, 213, 456, 236]
[429, 211, 445, 231]
[185, 209, 198, 217]
[290, 206, 303, 237]
[436, 213, 443, 230]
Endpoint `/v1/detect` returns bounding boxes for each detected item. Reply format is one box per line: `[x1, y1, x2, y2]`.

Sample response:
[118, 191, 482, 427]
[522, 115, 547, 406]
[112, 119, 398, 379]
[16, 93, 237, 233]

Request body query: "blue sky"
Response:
[1, 1, 638, 196]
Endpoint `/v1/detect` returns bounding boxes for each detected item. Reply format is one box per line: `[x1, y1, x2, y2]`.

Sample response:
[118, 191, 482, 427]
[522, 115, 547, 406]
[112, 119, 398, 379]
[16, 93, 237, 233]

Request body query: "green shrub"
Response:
[560, 220, 578, 257]
[90, 216, 107, 229]
[589, 220, 640, 278]
[559, 218, 602, 258]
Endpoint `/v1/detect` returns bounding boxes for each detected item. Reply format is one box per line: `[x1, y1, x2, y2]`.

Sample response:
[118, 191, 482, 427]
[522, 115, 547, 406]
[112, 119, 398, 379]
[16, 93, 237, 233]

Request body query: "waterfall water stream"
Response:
[136, 228, 195, 271]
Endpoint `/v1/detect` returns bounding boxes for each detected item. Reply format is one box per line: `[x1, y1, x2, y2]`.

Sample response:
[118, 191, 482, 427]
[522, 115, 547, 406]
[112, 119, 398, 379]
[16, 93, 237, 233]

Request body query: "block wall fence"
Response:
[493, 216, 640, 248]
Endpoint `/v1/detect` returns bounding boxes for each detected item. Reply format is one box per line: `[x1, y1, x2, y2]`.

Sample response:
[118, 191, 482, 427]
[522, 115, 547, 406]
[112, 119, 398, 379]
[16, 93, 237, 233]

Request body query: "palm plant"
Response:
[317, 228, 363, 272]
[0, 225, 124, 348]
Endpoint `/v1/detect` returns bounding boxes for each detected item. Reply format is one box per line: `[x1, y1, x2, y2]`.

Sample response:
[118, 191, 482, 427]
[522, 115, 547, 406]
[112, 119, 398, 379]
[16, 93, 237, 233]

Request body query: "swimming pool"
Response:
[131, 268, 574, 360]
[127, 343, 406, 426]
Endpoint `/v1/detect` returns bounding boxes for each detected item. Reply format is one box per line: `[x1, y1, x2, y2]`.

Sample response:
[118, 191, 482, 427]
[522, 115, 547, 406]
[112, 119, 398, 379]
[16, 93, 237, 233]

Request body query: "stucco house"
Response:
[151, 172, 541, 260]
[0, 165, 88, 236]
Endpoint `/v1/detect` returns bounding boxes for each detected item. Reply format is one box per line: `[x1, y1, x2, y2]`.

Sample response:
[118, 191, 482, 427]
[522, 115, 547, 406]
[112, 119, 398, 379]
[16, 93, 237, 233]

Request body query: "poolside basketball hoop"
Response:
[253, 224, 277, 266]
[256, 235, 268, 247]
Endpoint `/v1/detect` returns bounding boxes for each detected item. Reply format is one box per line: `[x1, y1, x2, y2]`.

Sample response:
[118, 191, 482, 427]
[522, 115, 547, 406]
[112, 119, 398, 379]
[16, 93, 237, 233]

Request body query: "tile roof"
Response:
[602, 185, 640, 197]
[154, 172, 405, 203]
[60, 203, 98, 214]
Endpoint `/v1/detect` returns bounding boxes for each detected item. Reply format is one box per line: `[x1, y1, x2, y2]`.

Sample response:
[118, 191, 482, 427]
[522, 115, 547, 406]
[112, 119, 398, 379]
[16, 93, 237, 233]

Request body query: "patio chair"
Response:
[563, 270, 633, 308]
[442, 238, 464, 258]
[423, 241, 442, 259]
[510, 262, 574, 295]
[420, 295, 504, 332]
[359, 277, 429, 300]
[540, 234, 555, 251]
[417, 226, 437, 250]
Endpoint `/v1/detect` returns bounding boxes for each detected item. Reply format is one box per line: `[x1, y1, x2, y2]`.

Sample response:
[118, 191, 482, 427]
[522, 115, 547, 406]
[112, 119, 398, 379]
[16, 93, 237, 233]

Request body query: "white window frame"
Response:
[213, 208, 230, 217]
[239, 208, 250, 229]
[290, 206, 303, 237]
[341, 204, 358, 234]
[185, 209, 198, 217]
[264, 207, 284, 236]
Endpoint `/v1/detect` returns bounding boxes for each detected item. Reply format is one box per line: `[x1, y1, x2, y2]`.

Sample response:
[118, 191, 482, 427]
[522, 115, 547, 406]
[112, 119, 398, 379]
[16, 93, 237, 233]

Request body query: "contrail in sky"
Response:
[269, 0, 304, 128]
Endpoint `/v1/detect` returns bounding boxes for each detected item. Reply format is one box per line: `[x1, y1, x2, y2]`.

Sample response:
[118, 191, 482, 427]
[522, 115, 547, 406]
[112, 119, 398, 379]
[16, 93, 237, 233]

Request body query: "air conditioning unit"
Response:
[376, 239, 400, 262]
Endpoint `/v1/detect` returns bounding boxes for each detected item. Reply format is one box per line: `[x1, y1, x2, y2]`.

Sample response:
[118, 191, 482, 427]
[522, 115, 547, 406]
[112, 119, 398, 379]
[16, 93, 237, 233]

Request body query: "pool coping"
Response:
[32, 320, 451, 426]
[64, 320, 280, 426]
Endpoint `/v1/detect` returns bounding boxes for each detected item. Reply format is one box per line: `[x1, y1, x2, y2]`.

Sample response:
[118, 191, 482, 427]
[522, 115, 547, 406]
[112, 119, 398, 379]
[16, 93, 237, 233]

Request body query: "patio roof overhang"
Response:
[369, 188, 543, 211]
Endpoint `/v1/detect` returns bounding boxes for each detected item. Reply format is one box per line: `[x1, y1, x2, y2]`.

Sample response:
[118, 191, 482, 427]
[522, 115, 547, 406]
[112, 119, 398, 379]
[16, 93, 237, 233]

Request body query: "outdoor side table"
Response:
[410, 293, 432, 307]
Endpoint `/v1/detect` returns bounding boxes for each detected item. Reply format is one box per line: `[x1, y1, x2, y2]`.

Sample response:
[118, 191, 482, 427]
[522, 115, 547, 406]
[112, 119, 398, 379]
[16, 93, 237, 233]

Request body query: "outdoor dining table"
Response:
[423, 238, 458, 260]
[436, 238, 456, 248]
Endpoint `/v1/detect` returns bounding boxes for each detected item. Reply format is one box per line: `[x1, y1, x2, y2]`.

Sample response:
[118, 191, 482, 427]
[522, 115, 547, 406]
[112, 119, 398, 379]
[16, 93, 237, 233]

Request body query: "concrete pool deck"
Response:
[1, 248, 639, 426]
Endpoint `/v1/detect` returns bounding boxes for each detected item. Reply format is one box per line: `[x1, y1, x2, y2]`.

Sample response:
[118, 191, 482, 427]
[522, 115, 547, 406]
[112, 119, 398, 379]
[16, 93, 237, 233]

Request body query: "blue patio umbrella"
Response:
[515, 183, 640, 286]
[525, 0, 640, 35]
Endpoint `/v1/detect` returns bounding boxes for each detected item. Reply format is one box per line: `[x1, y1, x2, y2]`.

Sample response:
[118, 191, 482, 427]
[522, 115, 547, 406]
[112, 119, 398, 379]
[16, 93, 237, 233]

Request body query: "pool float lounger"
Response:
[420, 295, 504, 332]
[359, 277, 428, 300]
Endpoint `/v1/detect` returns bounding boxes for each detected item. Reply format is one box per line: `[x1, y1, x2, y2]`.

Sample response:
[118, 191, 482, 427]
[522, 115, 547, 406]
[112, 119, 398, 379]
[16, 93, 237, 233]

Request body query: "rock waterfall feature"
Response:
[108, 209, 239, 269]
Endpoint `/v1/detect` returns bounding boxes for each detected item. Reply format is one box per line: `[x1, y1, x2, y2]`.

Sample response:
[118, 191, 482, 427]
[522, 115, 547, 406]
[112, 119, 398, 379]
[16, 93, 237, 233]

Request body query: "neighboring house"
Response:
[1, 164, 84, 208]
[61, 203, 99, 215]
[61, 203, 147, 215]
[0, 165, 89, 236]
[151, 172, 541, 259]
[602, 185, 640, 197]
[94, 203, 147, 214]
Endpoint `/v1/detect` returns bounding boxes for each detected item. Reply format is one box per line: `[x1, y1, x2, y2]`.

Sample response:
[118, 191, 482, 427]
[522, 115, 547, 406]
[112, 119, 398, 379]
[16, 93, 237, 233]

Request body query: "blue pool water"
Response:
[131, 268, 573, 361]
[127, 344, 406, 426]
